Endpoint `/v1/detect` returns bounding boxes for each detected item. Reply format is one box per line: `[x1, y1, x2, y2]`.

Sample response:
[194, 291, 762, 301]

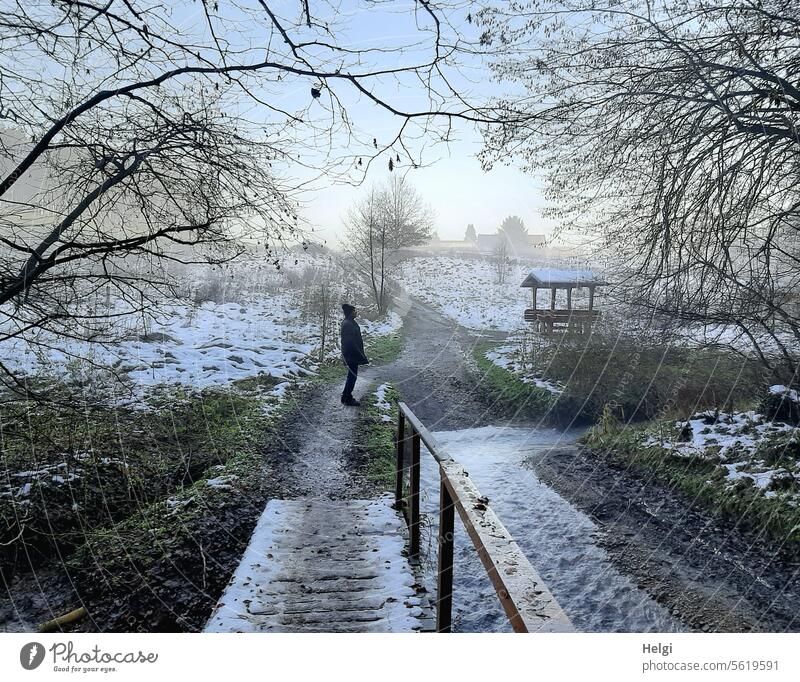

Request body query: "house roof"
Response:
[520, 268, 606, 288]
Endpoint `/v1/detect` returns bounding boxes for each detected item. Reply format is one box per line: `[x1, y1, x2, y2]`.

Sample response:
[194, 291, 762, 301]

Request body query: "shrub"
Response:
[759, 388, 800, 426]
[512, 328, 766, 423]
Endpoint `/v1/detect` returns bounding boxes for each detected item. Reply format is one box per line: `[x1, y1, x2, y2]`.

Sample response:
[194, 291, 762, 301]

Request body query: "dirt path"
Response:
[378, 299, 508, 430]
[268, 296, 510, 498]
[268, 365, 386, 499]
[529, 446, 800, 632]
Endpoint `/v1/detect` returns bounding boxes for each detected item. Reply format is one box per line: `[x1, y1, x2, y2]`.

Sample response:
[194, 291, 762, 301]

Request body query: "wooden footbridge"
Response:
[205, 403, 573, 633]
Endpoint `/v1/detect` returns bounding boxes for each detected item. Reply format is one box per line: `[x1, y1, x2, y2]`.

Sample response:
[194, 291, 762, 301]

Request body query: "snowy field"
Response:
[0, 254, 401, 405]
[3, 292, 317, 389]
[399, 256, 591, 332]
[400, 255, 793, 350]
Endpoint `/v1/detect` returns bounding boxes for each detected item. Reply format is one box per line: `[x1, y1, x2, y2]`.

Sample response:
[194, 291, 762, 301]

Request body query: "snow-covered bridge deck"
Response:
[204, 495, 432, 633]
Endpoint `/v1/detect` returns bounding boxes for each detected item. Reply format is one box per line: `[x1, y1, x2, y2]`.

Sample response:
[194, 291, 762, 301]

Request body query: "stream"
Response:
[415, 426, 686, 632]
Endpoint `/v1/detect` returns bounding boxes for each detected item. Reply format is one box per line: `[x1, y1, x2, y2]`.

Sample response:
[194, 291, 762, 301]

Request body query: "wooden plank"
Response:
[204, 497, 432, 633]
[439, 459, 574, 633]
[398, 402, 447, 463]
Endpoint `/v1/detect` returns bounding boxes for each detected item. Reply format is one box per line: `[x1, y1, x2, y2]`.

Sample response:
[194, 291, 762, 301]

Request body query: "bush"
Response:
[512, 328, 766, 423]
[760, 388, 800, 426]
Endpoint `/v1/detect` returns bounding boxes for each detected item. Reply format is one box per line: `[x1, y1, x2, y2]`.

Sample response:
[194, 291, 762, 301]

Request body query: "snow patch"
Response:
[770, 385, 800, 403]
[374, 382, 394, 422]
[485, 343, 563, 395]
[206, 475, 239, 489]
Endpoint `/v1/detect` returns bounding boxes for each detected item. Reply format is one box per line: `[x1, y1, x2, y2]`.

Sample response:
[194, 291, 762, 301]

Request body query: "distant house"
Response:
[476, 232, 547, 256]
[421, 237, 478, 255]
[416, 230, 572, 258]
[475, 233, 503, 254]
[431, 239, 476, 250]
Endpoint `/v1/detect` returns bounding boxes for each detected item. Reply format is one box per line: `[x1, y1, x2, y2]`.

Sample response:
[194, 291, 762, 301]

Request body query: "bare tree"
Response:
[301, 260, 344, 362]
[493, 233, 511, 285]
[479, 0, 800, 379]
[0, 0, 504, 395]
[343, 176, 433, 315]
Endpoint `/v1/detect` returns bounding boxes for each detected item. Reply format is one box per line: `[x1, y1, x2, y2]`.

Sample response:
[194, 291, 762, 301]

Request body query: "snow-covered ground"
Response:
[2, 292, 317, 392]
[400, 256, 591, 332]
[0, 255, 402, 404]
[642, 402, 800, 502]
[400, 255, 793, 361]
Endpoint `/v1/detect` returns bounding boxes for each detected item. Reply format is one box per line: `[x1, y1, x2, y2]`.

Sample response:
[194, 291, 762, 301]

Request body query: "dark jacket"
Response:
[341, 317, 369, 365]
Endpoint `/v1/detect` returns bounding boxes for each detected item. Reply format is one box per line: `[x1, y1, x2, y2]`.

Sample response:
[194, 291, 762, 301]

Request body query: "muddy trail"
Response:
[529, 447, 800, 632]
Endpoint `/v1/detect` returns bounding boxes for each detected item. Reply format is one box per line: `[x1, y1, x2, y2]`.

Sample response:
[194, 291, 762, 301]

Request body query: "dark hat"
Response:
[341, 303, 355, 315]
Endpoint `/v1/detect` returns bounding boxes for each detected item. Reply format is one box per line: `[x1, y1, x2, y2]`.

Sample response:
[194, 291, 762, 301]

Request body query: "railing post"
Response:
[395, 407, 405, 505]
[409, 430, 421, 559]
[436, 477, 455, 633]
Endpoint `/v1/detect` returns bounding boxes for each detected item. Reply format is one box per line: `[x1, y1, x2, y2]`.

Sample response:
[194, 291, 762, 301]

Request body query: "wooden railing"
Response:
[394, 402, 574, 633]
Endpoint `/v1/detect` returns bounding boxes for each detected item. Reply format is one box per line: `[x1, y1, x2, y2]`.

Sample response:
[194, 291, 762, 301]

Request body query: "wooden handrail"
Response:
[395, 402, 574, 633]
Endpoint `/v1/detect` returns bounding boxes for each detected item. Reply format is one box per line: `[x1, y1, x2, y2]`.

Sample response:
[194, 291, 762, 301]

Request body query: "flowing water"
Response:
[416, 426, 685, 632]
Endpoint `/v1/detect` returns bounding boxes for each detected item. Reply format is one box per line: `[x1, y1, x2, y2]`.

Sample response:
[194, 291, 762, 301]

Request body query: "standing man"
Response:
[340, 303, 369, 406]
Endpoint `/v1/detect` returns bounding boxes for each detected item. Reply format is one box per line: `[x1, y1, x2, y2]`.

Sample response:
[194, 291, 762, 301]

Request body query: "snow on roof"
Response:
[520, 268, 605, 288]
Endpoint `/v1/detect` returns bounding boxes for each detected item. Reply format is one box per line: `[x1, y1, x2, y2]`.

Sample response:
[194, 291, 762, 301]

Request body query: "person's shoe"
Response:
[343, 397, 361, 407]
[340, 395, 347, 404]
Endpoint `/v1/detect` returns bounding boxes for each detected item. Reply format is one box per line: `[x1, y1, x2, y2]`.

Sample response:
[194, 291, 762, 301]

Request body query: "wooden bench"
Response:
[524, 308, 601, 334]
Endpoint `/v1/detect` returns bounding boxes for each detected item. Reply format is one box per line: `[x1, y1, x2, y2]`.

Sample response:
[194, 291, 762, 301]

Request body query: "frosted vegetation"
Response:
[643, 410, 800, 499]
[0, 249, 403, 591]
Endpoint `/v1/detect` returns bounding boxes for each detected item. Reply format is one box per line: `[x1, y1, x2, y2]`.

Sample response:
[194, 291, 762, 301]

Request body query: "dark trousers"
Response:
[342, 360, 358, 398]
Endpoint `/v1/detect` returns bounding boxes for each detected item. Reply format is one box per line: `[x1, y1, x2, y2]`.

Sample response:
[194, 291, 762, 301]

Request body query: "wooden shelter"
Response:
[520, 268, 606, 334]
